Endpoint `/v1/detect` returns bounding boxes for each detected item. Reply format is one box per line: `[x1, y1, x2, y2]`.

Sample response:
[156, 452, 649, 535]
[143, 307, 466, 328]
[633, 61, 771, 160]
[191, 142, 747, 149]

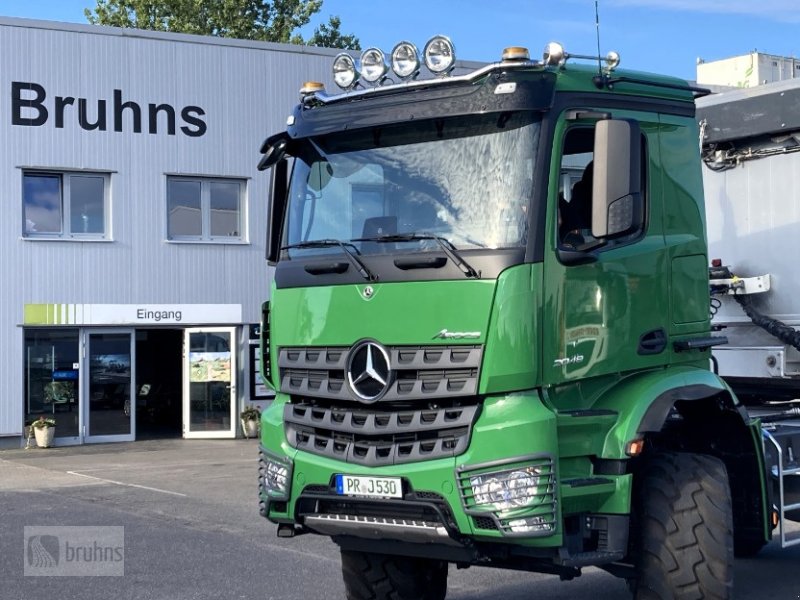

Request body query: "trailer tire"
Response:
[341, 550, 448, 600]
[632, 452, 733, 600]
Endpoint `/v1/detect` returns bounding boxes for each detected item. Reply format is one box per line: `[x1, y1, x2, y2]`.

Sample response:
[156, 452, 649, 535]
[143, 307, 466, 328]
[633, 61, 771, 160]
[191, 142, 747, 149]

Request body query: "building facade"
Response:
[0, 16, 343, 447]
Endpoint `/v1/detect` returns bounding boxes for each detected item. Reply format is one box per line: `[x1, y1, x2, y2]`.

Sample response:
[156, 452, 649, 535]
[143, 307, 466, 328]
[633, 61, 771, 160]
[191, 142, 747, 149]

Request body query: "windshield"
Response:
[283, 112, 540, 256]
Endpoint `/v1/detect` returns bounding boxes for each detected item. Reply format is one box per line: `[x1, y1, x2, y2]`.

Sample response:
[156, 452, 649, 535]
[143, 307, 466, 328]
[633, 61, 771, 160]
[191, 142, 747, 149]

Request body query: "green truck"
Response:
[256, 37, 799, 599]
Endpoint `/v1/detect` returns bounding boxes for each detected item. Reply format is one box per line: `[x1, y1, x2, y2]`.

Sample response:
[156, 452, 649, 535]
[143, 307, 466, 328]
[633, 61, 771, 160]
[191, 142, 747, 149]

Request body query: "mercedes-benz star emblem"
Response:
[346, 341, 392, 403]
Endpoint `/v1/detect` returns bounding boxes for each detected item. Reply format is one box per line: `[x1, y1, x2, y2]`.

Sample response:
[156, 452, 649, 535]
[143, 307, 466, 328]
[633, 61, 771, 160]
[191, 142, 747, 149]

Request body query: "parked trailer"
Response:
[699, 80, 800, 545]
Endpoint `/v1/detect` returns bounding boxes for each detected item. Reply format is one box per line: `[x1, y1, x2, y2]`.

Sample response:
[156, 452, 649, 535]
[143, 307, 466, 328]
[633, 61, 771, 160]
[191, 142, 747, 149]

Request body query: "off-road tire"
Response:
[341, 550, 448, 600]
[632, 452, 733, 599]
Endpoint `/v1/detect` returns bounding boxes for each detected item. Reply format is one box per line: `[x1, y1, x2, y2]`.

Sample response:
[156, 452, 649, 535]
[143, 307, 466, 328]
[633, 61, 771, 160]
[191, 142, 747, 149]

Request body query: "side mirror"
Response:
[591, 119, 642, 238]
[266, 158, 288, 265]
[258, 132, 290, 171]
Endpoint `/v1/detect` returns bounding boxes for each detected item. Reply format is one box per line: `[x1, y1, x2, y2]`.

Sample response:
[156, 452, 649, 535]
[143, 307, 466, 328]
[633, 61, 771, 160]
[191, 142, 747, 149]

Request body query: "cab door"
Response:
[542, 109, 668, 397]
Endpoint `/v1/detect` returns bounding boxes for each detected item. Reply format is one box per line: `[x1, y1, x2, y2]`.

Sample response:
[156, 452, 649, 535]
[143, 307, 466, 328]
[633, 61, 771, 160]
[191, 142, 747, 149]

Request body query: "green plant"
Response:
[241, 405, 261, 421]
[32, 416, 56, 429]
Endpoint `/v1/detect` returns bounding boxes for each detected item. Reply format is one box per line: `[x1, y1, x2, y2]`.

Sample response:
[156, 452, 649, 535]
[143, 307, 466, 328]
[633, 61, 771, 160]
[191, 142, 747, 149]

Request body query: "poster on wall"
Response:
[189, 352, 231, 383]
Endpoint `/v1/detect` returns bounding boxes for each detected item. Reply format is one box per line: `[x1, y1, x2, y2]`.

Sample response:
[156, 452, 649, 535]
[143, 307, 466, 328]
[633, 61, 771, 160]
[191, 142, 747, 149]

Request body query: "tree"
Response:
[306, 16, 359, 51]
[85, 0, 358, 48]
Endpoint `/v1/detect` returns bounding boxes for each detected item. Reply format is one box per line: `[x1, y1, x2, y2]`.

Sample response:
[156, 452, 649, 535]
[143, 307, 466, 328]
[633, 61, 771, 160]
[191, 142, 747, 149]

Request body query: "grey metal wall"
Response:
[0, 17, 343, 437]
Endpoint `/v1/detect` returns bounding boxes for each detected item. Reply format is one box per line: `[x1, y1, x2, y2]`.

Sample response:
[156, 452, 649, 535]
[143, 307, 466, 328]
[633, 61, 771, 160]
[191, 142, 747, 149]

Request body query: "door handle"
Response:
[638, 328, 667, 355]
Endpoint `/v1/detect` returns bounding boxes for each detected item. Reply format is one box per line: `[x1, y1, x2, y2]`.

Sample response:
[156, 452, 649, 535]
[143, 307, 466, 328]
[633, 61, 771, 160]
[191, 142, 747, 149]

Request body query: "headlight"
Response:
[360, 47, 388, 83]
[391, 41, 420, 79]
[423, 35, 455, 75]
[469, 466, 543, 511]
[260, 450, 292, 500]
[332, 53, 358, 89]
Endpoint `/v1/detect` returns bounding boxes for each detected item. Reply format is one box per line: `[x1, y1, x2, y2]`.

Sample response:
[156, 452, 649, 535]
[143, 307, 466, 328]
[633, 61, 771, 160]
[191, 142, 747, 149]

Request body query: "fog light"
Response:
[391, 41, 420, 80]
[507, 516, 553, 533]
[260, 451, 292, 500]
[469, 466, 543, 511]
[423, 35, 455, 75]
[333, 53, 359, 89]
[361, 47, 388, 83]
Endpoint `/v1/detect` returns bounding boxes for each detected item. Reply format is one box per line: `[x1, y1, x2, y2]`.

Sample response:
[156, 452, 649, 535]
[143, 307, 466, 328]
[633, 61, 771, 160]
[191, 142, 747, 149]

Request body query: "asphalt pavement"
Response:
[0, 439, 797, 600]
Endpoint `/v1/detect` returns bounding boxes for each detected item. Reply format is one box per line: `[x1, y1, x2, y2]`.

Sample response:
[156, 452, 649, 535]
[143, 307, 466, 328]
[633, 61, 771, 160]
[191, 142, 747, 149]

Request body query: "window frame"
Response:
[22, 169, 111, 241]
[166, 175, 247, 244]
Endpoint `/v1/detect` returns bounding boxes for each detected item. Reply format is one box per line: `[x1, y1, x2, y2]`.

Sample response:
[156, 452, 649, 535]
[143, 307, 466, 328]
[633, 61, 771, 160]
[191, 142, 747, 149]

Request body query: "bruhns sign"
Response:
[11, 81, 207, 137]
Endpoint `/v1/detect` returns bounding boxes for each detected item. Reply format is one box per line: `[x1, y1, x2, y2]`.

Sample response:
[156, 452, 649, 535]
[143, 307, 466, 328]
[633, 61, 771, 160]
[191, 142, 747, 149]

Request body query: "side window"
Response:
[23, 171, 110, 240]
[558, 124, 647, 249]
[167, 176, 245, 243]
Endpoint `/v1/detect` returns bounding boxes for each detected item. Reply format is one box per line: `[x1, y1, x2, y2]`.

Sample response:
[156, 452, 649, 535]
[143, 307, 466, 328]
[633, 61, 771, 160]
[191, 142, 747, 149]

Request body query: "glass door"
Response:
[84, 330, 135, 443]
[183, 328, 237, 438]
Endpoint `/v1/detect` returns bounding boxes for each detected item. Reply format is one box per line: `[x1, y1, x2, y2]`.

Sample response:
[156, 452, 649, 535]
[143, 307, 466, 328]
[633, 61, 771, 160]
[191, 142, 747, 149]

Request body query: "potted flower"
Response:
[32, 417, 56, 448]
[240, 405, 261, 439]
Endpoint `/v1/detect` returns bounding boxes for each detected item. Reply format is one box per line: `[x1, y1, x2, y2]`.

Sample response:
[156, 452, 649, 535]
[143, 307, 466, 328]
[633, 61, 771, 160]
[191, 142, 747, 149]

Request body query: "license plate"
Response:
[335, 474, 402, 498]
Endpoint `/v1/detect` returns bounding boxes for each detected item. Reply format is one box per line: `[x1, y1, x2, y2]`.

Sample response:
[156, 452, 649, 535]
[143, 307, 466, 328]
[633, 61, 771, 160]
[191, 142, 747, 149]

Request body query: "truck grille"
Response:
[278, 345, 482, 402]
[285, 401, 479, 466]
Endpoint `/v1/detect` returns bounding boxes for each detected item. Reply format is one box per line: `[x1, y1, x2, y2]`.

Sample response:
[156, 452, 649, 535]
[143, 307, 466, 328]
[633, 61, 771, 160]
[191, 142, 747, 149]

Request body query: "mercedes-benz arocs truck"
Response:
[255, 37, 800, 599]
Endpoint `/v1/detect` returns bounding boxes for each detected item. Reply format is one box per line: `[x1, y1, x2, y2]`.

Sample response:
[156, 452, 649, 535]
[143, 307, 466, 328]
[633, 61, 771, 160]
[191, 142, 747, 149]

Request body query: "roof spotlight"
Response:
[391, 41, 420, 80]
[543, 42, 566, 67]
[423, 35, 456, 75]
[605, 50, 621, 72]
[332, 53, 359, 89]
[360, 47, 388, 84]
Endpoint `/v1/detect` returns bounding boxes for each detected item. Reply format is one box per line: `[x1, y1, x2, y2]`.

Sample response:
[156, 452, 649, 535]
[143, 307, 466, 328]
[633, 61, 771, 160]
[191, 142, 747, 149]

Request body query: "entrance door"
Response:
[183, 328, 236, 438]
[85, 330, 135, 443]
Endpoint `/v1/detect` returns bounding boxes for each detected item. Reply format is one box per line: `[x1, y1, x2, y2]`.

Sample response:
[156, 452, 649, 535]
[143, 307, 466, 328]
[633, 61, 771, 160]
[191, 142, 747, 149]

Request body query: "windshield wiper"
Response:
[353, 233, 480, 279]
[282, 239, 376, 281]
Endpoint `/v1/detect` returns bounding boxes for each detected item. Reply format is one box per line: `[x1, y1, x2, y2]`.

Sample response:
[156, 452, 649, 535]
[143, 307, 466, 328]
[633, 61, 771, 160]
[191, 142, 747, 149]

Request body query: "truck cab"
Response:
[257, 38, 771, 599]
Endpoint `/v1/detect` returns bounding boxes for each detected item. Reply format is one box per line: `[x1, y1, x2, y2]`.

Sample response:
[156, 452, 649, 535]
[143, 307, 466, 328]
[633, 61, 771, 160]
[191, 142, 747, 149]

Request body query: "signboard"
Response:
[248, 322, 273, 400]
[24, 304, 242, 326]
[249, 346, 272, 399]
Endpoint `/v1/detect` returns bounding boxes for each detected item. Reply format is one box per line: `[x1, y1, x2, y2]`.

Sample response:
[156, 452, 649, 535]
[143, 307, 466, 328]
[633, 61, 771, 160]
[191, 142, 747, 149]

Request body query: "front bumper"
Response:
[259, 390, 563, 548]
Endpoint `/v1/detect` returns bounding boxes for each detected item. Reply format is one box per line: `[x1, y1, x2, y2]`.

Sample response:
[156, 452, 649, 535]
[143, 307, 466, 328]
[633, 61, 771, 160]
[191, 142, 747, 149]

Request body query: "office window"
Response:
[167, 176, 244, 242]
[23, 171, 109, 239]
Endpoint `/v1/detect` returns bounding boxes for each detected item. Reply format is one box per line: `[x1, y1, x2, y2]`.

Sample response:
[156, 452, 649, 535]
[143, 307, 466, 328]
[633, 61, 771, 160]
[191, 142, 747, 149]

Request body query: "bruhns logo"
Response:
[27, 535, 59, 568]
[24, 526, 125, 576]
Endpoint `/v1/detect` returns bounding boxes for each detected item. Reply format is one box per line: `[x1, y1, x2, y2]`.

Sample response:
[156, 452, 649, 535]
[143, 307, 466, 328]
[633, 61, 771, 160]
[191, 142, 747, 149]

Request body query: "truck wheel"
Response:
[632, 452, 733, 600]
[341, 550, 448, 600]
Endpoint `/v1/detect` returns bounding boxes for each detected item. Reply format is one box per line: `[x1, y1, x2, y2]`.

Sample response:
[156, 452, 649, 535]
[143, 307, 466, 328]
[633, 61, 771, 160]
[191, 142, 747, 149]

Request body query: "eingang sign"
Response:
[23, 304, 242, 326]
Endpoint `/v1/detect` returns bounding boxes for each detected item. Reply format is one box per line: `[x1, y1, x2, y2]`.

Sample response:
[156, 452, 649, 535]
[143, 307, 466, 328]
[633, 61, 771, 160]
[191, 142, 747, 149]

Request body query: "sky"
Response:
[0, 0, 796, 80]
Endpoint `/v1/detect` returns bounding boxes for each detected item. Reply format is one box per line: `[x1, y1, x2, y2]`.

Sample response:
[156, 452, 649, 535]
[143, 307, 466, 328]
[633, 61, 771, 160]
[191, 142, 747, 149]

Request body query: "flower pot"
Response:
[34, 426, 55, 448]
[242, 418, 259, 439]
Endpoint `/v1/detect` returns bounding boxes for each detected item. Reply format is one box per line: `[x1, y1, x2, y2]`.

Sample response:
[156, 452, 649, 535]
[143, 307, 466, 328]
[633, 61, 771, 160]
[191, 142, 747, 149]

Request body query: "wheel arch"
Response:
[594, 365, 771, 555]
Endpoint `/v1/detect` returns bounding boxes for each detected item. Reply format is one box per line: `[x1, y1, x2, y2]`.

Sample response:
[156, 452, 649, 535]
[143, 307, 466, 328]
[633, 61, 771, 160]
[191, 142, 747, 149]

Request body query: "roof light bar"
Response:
[391, 41, 420, 80]
[423, 35, 456, 75]
[360, 47, 388, 84]
[332, 53, 359, 90]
